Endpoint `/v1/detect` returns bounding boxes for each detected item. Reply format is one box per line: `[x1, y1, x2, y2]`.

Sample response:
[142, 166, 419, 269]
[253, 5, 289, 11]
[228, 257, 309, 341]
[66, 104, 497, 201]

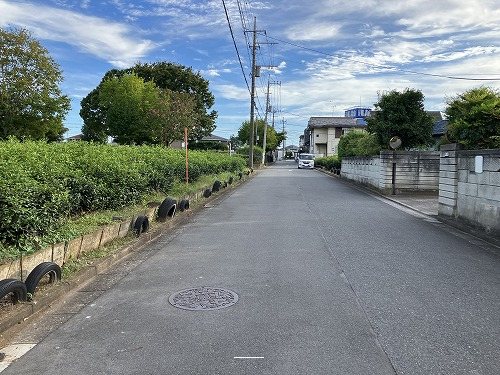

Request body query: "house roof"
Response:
[433, 120, 448, 136]
[307, 117, 360, 128]
[67, 134, 83, 141]
[199, 135, 229, 142]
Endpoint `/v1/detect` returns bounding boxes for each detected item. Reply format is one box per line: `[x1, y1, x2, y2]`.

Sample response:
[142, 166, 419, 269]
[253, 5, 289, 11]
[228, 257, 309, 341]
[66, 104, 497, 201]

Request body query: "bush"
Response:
[314, 156, 341, 171]
[0, 139, 246, 254]
[236, 145, 263, 165]
[338, 131, 381, 159]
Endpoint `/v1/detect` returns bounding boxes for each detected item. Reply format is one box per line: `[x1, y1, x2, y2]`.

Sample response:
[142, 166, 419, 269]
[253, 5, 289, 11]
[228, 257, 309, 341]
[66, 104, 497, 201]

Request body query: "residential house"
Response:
[304, 117, 367, 156]
[171, 134, 229, 149]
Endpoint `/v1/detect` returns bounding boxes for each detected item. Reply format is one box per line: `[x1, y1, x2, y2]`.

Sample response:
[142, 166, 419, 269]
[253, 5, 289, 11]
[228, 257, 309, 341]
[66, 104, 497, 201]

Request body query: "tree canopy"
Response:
[0, 28, 71, 141]
[80, 62, 217, 145]
[99, 73, 161, 145]
[338, 131, 380, 159]
[237, 119, 286, 151]
[445, 87, 500, 149]
[366, 88, 434, 150]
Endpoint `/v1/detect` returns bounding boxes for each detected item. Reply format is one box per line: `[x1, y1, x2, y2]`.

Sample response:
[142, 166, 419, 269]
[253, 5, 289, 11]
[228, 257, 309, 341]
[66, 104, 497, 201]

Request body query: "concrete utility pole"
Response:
[246, 19, 276, 167]
[262, 80, 281, 164]
[248, 17, 257, 168]
[262, 80, 270, 164]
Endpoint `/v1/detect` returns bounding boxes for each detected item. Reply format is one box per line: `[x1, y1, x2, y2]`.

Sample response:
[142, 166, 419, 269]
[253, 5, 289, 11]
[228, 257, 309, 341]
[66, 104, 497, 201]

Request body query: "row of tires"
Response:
[0, 262, 61, 304]
[133, 197, 190, 237]
[0, 172, 249, 306]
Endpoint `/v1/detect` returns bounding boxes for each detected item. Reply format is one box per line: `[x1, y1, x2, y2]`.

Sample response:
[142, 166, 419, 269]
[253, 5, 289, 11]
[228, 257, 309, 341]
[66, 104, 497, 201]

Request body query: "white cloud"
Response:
[285, 22, 340, 41]
[0, 1, 155, 68]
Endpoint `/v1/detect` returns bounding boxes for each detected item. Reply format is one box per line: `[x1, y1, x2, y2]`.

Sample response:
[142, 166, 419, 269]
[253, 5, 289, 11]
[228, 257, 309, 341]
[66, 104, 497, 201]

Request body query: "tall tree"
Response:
[0, 28, 70, 141]
[151, 89, 198, 147]
[131, 62, 217, 140]
[445, 87, 500, 149]
[80, 88, 108, 143]
[99, 73, 161, 145]
[366, 88, 434, 149]
[80, 62, 217, 143]
[237, 119, 286, 151]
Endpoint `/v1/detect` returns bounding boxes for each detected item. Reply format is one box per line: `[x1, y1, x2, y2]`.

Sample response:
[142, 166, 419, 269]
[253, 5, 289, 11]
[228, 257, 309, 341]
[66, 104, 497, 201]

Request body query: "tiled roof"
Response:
[307, 117, 360, 128]
[200, 135, 229, 142]
[433, 120, 448, 135]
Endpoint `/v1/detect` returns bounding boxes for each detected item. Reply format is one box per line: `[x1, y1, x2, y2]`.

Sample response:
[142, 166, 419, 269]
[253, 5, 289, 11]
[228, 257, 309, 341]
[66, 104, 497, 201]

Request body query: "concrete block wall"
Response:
[342, 151, 440, 194]
[439, 145, 500, 236]
[340, 156, 380, 189]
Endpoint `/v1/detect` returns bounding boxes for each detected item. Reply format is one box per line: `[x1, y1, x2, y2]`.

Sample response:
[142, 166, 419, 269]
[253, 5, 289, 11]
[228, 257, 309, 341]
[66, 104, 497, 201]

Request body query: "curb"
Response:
[0, 171, 255, 338]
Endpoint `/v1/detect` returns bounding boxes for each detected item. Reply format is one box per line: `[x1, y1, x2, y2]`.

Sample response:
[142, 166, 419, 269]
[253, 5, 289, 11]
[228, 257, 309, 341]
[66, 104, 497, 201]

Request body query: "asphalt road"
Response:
[2, 160, 500, 374]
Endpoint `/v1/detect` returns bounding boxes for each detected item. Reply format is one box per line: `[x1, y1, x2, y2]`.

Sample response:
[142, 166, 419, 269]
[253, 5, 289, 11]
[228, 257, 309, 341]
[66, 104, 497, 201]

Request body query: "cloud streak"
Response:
[0, 0, 155, 68]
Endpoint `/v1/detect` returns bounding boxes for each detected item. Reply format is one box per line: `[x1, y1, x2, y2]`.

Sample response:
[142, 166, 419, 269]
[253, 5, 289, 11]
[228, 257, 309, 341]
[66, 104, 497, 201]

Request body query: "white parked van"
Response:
[297, 154, 314, 169]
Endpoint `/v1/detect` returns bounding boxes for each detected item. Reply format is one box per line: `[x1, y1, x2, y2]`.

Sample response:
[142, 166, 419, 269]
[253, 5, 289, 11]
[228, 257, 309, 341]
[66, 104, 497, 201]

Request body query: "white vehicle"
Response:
[297, 153, 314, 169]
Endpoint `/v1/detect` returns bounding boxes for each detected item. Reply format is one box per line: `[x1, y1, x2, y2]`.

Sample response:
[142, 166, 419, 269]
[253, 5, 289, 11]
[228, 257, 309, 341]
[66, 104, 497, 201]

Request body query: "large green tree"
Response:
[81, 62, 217, 143]
[237, 119, 286, 151]
[99, 73, 161, 145]
[366, 88, 434, 149]
[153, 89, 198, 147]
[445, 87, 500, 149]
[0, 28, 70, 141]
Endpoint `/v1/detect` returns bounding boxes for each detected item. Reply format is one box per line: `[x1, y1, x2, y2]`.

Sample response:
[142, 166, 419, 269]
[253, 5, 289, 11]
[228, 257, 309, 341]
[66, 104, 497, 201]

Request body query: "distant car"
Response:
[297, 154, 314, 169]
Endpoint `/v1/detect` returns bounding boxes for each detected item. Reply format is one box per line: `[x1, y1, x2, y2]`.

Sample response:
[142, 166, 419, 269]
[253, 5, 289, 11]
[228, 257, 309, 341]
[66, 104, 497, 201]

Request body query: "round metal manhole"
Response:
[169, 287, 239, 311]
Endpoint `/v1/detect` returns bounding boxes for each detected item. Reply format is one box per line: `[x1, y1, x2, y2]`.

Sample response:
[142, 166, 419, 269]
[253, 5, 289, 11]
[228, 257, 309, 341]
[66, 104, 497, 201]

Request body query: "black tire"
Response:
[228, 176, 234, 185]
[25, 262, 62, 295]
[0, 279, 27, 304]
[223, 181, 228, 189]
[133, 215, 149, 237]
[203, 188, 212, 198]
[179, 199, 190, 212]
[238, 172, 243, 180]
[157, 197, 177, 221]
[212, 180, 222, 192]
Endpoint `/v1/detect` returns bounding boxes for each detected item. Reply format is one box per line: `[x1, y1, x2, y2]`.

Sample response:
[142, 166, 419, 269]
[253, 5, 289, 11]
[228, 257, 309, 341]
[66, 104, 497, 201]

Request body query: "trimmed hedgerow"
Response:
[314, 155, 341, 171]
[0, 139, 246, 255]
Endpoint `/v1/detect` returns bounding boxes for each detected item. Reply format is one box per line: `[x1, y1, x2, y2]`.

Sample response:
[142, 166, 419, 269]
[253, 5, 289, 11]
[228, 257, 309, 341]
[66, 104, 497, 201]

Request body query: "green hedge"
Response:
[314, 156, 341, 171]
[0, 140, 246, 253]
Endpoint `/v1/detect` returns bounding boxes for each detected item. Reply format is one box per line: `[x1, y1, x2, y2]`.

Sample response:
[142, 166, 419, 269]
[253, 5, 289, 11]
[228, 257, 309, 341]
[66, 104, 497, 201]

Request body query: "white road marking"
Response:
[234, 356, 264, 359]
[0, 344, 36, 373]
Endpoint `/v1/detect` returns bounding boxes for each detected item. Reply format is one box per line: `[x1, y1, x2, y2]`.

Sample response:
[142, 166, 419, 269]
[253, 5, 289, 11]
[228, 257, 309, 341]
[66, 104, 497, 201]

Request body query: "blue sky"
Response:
[1, 0, 499, 145]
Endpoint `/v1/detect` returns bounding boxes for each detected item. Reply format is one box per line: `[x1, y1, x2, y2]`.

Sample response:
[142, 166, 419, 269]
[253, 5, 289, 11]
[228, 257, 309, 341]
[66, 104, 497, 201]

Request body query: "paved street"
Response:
[2, 160, 500, 374]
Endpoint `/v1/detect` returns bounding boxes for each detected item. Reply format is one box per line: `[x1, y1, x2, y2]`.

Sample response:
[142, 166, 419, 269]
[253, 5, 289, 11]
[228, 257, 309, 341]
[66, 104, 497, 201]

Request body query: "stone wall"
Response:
[342, 151, 440, 194]
[438, 144, 500, 236]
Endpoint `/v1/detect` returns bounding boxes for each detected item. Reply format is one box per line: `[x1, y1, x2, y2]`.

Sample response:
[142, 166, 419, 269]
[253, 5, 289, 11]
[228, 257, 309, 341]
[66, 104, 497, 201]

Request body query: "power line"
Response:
[259, 33, 500, 82]
[221, 0, 250, 93]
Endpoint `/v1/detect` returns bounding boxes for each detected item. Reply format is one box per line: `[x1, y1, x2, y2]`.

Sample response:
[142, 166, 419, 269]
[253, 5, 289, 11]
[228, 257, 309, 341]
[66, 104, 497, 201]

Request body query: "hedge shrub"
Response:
[314, 156, 341, 171]
[0, 139, 246, 255]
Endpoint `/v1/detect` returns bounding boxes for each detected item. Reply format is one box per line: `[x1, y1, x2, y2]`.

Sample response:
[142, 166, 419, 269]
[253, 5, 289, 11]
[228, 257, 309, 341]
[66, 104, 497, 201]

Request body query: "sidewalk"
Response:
[384, 192, 439, 216]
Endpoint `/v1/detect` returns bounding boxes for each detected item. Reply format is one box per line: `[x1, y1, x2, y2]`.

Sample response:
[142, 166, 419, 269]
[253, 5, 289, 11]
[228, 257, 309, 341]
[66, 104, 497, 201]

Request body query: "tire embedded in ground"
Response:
[157, 197, 177, 221]
[179, 199, 190, 212]
[228, 176, 233, 185]
[134, 215, 150, 237]
[203, 189, 212, 198]
[0, 279, 28, 304]
[212, 180, 222, 192]
[24, 262, 62, 295]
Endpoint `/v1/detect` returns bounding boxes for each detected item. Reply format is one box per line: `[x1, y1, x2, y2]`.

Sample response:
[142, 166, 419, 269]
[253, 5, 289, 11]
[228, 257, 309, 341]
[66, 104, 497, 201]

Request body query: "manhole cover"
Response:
[169, 287, 238, 311]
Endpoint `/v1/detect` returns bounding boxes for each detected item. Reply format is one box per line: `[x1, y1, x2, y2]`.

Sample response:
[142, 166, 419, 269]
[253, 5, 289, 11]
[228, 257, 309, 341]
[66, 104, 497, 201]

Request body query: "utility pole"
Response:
[262, 80, 280, 164]
[262, 80, 270, 164]
[245, 19, 276, 167]
[248, 17, 257, 168]
[282, 118, 286, 159]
